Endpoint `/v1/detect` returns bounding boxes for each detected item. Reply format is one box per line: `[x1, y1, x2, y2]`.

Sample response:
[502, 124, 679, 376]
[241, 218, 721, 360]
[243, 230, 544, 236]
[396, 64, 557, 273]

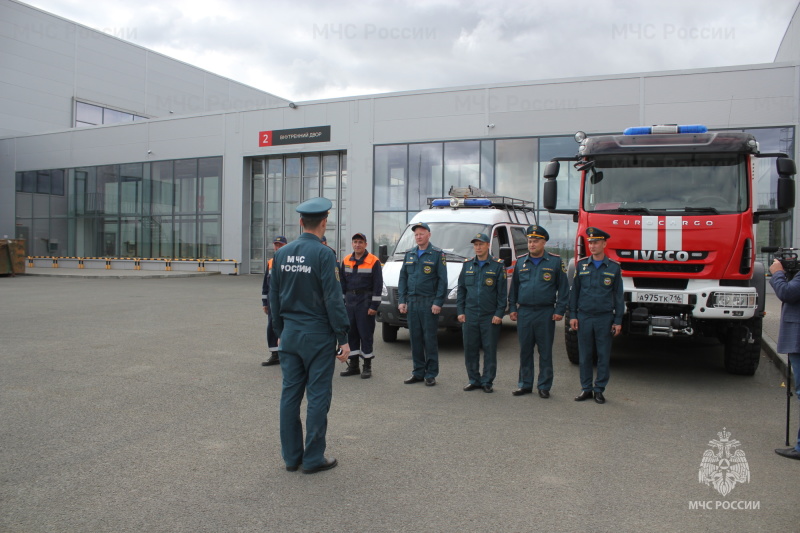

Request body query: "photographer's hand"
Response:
[770, 258, 785, 275]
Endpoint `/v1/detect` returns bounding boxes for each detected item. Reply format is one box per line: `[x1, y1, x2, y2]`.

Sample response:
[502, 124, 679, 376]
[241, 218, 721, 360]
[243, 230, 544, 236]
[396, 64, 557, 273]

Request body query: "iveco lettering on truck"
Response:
[542, 124, 796, 375]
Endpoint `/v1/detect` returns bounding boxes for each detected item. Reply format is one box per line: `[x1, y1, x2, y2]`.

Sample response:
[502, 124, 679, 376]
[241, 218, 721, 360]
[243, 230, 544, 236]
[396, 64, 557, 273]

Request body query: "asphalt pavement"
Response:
[1, 272, 796, 532]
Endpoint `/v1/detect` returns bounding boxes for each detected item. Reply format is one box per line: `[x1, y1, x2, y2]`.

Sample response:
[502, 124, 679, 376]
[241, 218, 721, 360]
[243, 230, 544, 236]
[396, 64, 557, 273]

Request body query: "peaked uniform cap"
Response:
[525, 225, 549, 241]
[296, 197, 332, 218]
[586, 227, 611, 240]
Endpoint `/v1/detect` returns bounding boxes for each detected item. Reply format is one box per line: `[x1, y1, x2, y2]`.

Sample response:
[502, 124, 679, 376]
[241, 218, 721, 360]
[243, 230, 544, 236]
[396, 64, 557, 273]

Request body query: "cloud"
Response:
[24, 0, 799, 101]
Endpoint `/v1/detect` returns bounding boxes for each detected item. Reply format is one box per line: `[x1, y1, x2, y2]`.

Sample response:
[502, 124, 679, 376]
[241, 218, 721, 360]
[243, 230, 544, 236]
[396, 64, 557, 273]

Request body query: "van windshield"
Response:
[392, 223, 490, 261]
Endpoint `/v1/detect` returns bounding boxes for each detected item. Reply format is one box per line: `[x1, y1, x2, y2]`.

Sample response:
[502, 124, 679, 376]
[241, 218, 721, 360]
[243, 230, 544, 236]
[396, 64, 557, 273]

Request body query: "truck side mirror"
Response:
[777, 158, 796, 211]
[543, 179, 557, 210]
[499, 246, 513, 267]
[378, 244, 388, 264]
[543, 161, 560, 179]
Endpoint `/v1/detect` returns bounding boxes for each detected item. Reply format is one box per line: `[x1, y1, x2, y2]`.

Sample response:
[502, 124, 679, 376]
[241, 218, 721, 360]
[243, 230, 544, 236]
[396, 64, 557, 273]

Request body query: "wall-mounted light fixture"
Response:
[288, 102, 297, 109]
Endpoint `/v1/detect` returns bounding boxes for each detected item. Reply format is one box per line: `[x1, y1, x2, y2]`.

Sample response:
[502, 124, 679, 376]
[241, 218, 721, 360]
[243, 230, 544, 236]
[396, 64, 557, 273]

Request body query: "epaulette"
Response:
[463, 258, 470, 263]
[429, 245, 443, 252]
[548, 252, 561, 257]
[494, 257, 504, 263]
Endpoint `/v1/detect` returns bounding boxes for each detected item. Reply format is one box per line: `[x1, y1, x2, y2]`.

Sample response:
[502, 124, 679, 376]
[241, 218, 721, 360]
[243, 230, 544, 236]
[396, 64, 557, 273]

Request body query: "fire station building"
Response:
[1, 0, 799, 273]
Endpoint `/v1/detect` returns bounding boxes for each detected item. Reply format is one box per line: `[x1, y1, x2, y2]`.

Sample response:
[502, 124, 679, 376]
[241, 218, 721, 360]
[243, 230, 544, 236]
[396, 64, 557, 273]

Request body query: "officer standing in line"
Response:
[269, 197, 350, 474]
[457, 233, 507, 393]
[339, 232, 383, 379]
[768, 257, 800, 460]
[569, 227, 624, 404]
[398, 222, 448, 386]
[508, 225, 569, 399]
[261, 235, 288, 366]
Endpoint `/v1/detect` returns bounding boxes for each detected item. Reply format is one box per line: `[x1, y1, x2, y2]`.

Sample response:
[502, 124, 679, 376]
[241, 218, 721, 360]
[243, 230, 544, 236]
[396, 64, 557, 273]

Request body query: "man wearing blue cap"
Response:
[339, 232, 383, 379]
[568, 227, 624, 404]
[261, 235, 288, 366]
[269, 197, 350, 473]
[398, 222, 448, 386]
[457, 233, 507, 393]
[508, 225, 569, 398]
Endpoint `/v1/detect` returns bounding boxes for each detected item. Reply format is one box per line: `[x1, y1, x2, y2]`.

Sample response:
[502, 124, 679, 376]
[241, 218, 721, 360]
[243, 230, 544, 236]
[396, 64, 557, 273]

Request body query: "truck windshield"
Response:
[584, 154, 748, 214]
[392, 223, 490, 260]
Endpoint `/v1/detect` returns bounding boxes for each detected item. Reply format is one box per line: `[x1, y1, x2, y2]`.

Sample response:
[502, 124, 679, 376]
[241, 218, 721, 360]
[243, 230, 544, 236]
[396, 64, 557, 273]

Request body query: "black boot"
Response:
[340, 355, 361, 376]
[361, 357, 372, 379]
[261, 352, 279, 366]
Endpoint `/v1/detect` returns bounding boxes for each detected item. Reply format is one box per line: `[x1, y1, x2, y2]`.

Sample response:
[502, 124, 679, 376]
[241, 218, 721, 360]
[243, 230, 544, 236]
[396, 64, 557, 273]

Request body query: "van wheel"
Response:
[382, 323, 399, 343]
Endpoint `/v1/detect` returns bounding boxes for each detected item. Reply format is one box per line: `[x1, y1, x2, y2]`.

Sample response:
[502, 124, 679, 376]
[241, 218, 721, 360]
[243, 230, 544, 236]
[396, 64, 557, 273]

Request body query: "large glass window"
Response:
[408, 143, 443, 212]
[539, 136, 581, 211]
[374, 145, 407, 211]
[15, 157, 222, 259]
[249, 152, 348, 272]
[444, 141, 480, 191]
[496, 138, 536, 201]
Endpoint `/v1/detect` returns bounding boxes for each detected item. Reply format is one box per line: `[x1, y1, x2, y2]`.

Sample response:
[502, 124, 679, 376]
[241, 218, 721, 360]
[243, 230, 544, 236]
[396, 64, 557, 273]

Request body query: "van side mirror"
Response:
[378, 244, 388, 264]
[499, 246, 513, 267]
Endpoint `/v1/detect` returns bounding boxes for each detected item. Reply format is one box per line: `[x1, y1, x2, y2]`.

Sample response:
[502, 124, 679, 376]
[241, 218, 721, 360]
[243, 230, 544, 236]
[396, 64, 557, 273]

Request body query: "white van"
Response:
[377, 187, 536, 342]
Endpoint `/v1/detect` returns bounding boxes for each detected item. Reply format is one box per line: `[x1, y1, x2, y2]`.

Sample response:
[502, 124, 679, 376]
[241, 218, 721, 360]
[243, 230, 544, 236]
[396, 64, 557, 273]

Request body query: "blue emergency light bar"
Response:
[431, 198, 492, 207]
[623, 124, 708, 135]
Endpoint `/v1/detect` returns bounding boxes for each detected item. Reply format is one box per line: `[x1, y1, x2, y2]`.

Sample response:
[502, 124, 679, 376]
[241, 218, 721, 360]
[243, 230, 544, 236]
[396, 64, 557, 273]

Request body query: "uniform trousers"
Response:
[462, 313, 501, 386]
[266, 308, 278, 352]
[278, 329, 336, 470]
[345, 293, 375, 357]
[517, 306, 556, 391]
[790, 353, 800, 452]
[407, 297, 439, 379]
[576, 313, 614, 392]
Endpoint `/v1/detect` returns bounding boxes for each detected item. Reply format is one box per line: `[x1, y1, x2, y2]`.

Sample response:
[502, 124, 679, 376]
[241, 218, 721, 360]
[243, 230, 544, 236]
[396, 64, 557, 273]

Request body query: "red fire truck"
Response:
[542, 124, 796, 375]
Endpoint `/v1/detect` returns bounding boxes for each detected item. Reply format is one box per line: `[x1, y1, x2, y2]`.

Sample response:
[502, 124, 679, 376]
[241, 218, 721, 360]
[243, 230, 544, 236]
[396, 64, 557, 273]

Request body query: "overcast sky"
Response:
[24, 0, 800, 102]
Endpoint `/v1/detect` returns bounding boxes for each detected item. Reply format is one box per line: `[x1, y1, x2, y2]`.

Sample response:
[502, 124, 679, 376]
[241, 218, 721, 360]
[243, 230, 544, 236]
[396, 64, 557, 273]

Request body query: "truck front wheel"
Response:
[382, 323, 399, 343]
[723, 317, 762, 376]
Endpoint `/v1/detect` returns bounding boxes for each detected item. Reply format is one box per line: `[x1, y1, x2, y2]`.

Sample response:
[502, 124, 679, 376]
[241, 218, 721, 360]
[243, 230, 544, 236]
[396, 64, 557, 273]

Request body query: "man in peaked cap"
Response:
[508, 224, 569, 399]
[568, 227, 624, 404]
[261, 235, 288, 366]
[398, 221, 448, 386]
[457, 233, 507, 393]
[339, 232, 383, 379]
[269, 197, 350, 474]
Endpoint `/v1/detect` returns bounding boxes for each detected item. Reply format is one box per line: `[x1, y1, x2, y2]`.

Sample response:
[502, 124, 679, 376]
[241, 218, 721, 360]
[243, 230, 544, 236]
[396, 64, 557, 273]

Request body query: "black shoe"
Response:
[463, 383, 481, 391]
[425, 378, 436, 386]
[261, 353, 279, 366]
[340, 356, 361, 377]
[594, 391, 605, 404]
[482, 384, 493, 393]
[775, 447, 800, 460]
[404, 375, 424, 384]
[538, 389, 550, 399]
[302, 457, 338, 474]
[574, 390, 593, 401]
[286, 465, 299, 472]
[512, 388, 533, 396]
[361, 359, 372, 379]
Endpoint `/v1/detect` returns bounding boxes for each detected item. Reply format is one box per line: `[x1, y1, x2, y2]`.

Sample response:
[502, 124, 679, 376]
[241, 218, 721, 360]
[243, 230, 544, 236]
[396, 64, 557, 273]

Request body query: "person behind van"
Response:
[508, 225, 569, 398]
[398, 222, 448, 386]
[457, 233, 507, 393]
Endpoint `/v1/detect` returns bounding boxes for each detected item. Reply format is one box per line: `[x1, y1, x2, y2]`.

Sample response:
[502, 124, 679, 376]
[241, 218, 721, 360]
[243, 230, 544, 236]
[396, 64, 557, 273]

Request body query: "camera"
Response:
[762, 246, 800, 280]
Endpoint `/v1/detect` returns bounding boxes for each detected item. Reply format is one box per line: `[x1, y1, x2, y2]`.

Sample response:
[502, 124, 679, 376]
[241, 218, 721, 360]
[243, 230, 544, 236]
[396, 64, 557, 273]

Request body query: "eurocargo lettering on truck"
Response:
[542, 124, 797, 375]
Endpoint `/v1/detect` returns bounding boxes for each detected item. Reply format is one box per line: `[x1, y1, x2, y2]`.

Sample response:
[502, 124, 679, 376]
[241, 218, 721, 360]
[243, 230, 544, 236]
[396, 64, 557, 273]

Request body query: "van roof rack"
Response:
[427, 185, 537, 225]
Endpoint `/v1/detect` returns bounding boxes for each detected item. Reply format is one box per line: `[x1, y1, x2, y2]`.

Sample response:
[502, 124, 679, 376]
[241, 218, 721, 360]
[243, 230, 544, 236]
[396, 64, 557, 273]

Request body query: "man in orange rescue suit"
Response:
[261, 235, 288, 366]
[339, 233, 384, 379]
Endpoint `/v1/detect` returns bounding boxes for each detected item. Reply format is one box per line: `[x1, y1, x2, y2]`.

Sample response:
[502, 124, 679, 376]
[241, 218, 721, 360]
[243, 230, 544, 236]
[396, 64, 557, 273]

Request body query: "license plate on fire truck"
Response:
[633, 292, 688, 304]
